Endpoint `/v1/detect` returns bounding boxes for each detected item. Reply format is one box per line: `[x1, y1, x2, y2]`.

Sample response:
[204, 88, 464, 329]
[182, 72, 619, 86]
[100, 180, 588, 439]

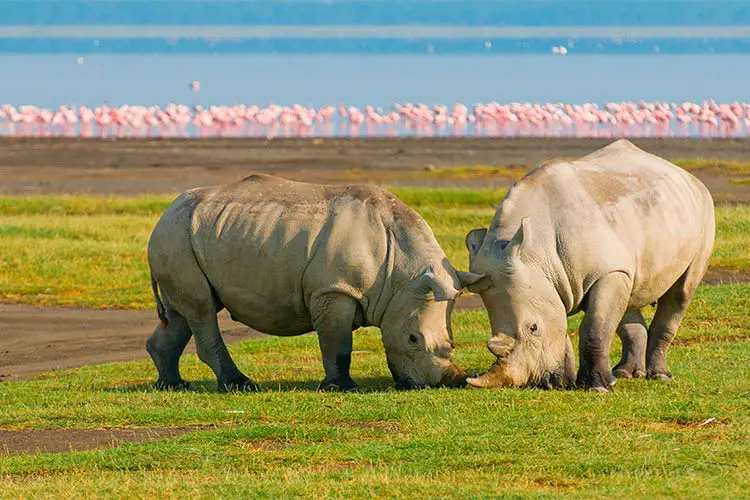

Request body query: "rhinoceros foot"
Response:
[155, 379, 195, 391]
[612, 362, 646, 379]
[646, 369, 673, 381]
[576, 365, 617, 393]
[218, 375, 260, 393]
[317, 377, 359, 393]
[393, 378, 428, 391]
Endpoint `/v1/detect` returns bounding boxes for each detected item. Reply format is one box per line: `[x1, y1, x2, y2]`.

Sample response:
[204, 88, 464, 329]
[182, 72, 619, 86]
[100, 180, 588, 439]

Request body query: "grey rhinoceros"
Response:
[147, 174, 481, 392]
[464, 139, 715, 392]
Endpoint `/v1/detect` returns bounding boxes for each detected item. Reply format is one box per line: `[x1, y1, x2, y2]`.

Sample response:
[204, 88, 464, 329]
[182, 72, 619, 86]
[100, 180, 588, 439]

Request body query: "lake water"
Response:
[3, 0, 750, 138]
[2, 54, 749, 108]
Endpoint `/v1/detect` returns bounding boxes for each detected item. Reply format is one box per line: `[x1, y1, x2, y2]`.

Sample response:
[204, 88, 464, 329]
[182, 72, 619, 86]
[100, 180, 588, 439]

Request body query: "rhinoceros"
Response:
[463, 139, 715, 392]
[147, 174, 481, 392]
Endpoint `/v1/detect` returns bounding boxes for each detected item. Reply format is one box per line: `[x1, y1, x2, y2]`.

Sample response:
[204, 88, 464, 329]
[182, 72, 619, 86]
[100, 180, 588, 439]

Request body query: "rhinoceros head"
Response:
[463, 218, 576, 390]
[381, 263, 482, 390]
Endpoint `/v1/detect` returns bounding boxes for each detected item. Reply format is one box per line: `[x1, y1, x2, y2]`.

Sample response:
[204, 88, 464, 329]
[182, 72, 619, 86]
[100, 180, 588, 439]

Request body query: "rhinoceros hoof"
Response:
[646, 369, 673, 381]
[577, 369, 616, 393]
[155, 379, 194, 391]
[612, 364, 646, 379]
[219, 377, 260, 393]
[317, 378, 359, 393]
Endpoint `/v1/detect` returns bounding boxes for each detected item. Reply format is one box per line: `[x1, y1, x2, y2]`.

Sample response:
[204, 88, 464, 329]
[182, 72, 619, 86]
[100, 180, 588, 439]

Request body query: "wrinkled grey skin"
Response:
[465, 139, 715, 392]
[147, 174, 481, 392]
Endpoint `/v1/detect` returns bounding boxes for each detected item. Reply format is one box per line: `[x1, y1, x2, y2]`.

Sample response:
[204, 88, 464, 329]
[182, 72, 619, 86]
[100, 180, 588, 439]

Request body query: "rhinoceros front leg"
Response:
[612, 309, 647, 379]
[576, 272, 632, 392]
[311, 293, 359, 393]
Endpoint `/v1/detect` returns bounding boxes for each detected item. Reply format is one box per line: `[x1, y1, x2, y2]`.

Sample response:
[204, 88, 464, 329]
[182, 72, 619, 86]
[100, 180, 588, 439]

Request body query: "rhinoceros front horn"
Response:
[440, 363, 468, 388]
[466, 362, 514, 389]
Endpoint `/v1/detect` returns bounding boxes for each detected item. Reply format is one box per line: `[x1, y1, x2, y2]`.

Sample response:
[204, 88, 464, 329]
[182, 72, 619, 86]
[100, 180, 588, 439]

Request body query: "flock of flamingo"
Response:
[1, 101, 749, 138]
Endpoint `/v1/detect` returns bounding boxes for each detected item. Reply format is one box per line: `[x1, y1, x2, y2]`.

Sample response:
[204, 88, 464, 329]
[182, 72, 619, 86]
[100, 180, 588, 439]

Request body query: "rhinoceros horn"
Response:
[439, 363, 469, 388]
[466, 361, 514, 389]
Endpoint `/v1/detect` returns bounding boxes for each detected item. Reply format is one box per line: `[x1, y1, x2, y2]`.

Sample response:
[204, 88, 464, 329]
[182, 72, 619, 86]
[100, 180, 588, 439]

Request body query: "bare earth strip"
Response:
[0, 426, 215, 457]
[0, 305, 265, 382]
[1, 137, 750, 202]
[0, 295, 484, 383]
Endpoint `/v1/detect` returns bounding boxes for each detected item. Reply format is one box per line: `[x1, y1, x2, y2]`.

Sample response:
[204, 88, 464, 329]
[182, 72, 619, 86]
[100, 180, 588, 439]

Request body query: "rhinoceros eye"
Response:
[408, 334, 419, 345]
[529, 323, 539, 335]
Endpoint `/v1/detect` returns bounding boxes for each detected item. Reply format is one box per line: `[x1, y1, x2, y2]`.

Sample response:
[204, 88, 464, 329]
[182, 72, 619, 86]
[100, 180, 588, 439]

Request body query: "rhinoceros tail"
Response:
[151, 276, 168, 329]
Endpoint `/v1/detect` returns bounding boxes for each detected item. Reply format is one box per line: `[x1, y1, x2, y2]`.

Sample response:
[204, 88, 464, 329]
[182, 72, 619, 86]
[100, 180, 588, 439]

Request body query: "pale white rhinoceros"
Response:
[464, 139, 715, 392]
[147, 174, 481, 392]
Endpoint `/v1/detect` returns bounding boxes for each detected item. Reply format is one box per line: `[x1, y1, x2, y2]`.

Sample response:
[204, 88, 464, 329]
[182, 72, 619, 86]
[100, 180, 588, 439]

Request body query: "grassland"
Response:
[1, 188, 749, 498]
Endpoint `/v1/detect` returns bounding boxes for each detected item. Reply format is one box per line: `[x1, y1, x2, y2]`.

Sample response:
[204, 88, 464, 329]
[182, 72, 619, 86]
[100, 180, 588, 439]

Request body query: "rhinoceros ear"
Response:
[416, 266, 460, 302]
[505, 217, 532, 257]
[465, 228, 488, 260]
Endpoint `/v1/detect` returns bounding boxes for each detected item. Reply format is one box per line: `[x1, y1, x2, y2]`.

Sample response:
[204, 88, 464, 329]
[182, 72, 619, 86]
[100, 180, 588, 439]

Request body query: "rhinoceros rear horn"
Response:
[505, 218, 533, 257]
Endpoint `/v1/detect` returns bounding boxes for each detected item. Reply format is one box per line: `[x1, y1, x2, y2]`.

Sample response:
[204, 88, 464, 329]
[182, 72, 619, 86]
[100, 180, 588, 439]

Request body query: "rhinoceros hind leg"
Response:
[613, 309, 647, 379]
[182, 318, 258, 393]
[646, 270, 697, 380]
[146, 297, 194, 390]
[218, 374, 260, 393]
[576, 272, 632, 392]
[311, 293, 359, 393]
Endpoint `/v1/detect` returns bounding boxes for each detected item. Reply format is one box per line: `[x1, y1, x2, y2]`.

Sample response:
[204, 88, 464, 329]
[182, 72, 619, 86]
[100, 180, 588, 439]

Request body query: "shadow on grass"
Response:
[104, 376, 407, 394]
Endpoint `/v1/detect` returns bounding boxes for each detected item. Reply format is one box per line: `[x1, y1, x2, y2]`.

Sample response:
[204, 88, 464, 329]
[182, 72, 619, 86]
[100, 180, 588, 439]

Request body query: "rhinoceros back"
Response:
[183, 175, 393, 336]
[497, 140, 714, 310]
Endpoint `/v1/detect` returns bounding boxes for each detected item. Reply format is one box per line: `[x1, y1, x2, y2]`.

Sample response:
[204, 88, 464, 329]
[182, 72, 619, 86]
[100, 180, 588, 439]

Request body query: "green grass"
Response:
[673, 158, 750, 176]
[0, 191, 748, 309]
[0, 188, 748, 497]
[0, 288, 748, 497]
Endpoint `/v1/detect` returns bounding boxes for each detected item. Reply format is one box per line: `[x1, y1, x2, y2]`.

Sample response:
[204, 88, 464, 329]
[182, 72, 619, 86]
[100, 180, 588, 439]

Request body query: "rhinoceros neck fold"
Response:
[365, 227, 396, 327]
[371, 209, 453, 326]
[488, 199, 576, 316]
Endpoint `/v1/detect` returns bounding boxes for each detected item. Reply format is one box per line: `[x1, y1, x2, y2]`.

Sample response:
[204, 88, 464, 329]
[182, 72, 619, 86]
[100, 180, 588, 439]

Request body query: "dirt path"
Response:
[0, 426, 215, 456]
[2, 137, 750, 201]
[3, 266, 749, 384]
[0, 295, 485, 383]
[0, 304, 268, 382]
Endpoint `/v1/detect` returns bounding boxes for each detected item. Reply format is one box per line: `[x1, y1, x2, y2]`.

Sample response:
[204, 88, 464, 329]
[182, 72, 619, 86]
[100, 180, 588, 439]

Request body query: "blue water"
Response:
[2, 1, 750, 106]
[2, 54, 749, 108]
[3, 1, 749, 27]
[2, 1, 750, 56]
[5, 37, 750, 55]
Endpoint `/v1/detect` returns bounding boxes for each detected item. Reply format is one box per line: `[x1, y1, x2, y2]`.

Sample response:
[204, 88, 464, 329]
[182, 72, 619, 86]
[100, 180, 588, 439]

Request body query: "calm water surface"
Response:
[2, 54, 750, 107]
